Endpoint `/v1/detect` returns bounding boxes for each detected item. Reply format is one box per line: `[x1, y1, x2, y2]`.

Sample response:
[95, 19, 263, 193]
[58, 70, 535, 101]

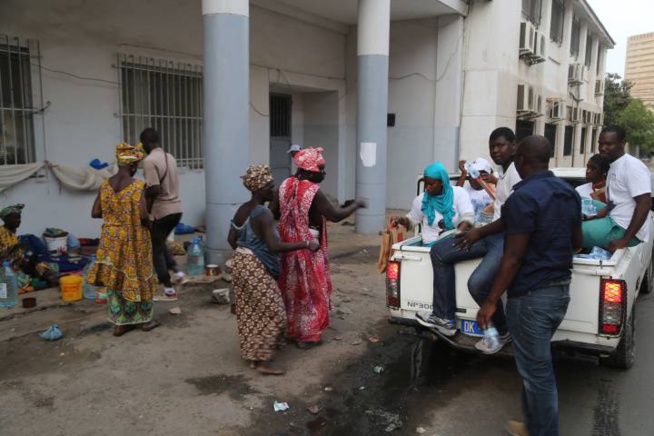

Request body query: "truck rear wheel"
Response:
[640, 251, 654, 294]
[600, 308, 635, 370]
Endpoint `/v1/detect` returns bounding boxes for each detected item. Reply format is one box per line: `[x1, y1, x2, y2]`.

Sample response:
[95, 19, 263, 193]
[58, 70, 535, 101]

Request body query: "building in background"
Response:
[625, 31, 654, 109]
[0, 0, 612, 242]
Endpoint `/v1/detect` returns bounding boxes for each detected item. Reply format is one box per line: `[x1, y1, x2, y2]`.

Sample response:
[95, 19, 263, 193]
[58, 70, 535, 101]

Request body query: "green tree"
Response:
[603, 73, 633, 126]
[617, 99, 654, 153]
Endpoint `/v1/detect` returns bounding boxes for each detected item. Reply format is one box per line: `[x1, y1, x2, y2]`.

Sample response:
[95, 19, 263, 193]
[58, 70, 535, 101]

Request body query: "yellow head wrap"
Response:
[241, 165, 274, 192]
[116, 142, 146, 165]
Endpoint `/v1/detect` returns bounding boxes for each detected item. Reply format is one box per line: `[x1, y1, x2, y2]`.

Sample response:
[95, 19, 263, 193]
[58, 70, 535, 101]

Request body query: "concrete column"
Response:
[355, 0, 390, 234]
[203, 0, 249, 266]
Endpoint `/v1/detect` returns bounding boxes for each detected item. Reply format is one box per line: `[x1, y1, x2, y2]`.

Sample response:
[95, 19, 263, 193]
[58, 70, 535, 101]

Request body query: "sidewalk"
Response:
[0, 212, 401, 343]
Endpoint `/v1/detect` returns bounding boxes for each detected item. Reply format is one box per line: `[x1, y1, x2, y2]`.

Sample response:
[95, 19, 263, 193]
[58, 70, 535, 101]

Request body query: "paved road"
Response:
[360, 291, 654, 435]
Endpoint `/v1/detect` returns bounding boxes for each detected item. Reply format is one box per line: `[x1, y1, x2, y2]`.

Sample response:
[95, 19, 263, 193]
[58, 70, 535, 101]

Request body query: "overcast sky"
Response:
[586, 0, 653, 77]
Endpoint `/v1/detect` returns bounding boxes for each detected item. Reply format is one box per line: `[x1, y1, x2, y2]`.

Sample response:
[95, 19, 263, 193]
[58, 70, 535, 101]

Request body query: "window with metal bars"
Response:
[0, 35, 38, 165]
[117, 54, 203, 168]
[269, 94, 291, 138]
[570, 18, 581, 57]
[550, 0, 565, 45]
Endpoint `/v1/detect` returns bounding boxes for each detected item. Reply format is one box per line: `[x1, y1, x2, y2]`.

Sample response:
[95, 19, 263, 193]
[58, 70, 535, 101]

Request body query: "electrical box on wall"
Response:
[387, 113, 396, 127]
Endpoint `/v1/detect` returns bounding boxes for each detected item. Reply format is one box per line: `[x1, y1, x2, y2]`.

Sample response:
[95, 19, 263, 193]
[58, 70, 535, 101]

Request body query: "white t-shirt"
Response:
[407, 186, 475, 244]
[463, 181, 493, 220]
[575, 182, 593, 198]
[607, 153, 652, 242]
[493, 162, 522, 221]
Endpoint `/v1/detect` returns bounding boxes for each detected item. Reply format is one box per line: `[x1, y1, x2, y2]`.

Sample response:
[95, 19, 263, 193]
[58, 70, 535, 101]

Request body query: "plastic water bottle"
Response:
[0, 261, 19, 308]
[83, 255, 99, 300]
[186, 236, 205, 276]
[484, 324, 500, 349]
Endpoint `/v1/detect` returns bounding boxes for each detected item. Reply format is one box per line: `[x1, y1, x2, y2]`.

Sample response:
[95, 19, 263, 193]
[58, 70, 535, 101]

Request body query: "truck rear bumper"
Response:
[389, 316, 617, 357]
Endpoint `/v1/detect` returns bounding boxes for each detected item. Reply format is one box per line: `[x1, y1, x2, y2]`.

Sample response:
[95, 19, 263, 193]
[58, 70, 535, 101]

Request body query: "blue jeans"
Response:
[506, 283, 570, 436]
[429, 234, 490, 319]
[467, 233, 508, 334]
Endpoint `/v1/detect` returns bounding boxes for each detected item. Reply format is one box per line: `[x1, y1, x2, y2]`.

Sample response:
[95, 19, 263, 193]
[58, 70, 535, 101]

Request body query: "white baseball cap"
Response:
[471, 157, 492, 174]
[287, 144, 302, 153]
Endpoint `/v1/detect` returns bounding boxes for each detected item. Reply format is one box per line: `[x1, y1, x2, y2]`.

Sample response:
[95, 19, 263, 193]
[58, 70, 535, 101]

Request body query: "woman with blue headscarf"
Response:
[397, 162, 474, 246]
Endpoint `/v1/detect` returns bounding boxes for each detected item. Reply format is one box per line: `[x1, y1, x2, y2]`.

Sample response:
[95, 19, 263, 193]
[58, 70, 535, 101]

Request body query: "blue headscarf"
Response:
[421, 162, 455, 230]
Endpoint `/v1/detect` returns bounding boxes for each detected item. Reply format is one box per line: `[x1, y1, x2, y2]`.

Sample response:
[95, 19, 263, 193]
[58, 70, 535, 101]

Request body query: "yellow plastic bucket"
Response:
[60, 275, 83, 302]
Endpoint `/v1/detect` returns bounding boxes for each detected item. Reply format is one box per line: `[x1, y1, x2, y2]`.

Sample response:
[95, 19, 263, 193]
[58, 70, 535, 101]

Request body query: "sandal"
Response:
[256, 361, 286, 376]
[113, 325, 136, 337]
[141, 319, 161, 332]
[296, 340, 323, 350]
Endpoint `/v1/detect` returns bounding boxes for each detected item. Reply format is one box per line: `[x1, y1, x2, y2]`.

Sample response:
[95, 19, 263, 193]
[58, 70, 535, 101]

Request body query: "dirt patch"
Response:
[186, 374, 260, 400]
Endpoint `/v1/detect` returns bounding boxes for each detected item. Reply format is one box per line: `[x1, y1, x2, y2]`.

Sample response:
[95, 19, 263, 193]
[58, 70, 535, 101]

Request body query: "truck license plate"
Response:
[460, 319, 484, 337]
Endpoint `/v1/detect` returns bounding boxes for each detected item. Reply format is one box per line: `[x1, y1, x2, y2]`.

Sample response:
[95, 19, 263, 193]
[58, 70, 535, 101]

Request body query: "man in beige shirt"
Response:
[140, 128, 186, 300]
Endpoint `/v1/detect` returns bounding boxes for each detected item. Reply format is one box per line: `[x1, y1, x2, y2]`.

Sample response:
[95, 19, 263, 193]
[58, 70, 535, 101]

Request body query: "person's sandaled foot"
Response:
[141, 319, 161, 332]
[113, 325, 136, 337]
[296, 340, 323, 350]
[256, 361, 285, 375]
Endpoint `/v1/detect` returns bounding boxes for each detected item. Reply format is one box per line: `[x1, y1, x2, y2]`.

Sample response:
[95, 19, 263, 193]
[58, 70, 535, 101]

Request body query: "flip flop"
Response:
[256, 362, 286, 376]
[113, 325, 136, 337]
[141, 319, 161, 332]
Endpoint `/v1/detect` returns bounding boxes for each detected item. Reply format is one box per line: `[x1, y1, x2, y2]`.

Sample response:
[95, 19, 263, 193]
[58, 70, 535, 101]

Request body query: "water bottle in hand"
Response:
[484, 324, 500, 350]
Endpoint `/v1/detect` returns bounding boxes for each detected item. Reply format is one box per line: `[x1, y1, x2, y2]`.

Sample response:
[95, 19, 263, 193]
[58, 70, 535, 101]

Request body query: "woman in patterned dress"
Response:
[274, 147, 365, 349]
[88, 143, 159, 337]
[228, 165, 319, 375]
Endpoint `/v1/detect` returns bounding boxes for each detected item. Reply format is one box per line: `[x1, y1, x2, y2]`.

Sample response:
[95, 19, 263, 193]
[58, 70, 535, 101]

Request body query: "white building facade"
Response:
[0, 0, 612, 242]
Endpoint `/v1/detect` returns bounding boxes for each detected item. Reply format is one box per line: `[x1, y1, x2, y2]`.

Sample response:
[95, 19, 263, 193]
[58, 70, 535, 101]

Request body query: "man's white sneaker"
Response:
[475, 331, 511, 354]
[415, 311, 457, 337]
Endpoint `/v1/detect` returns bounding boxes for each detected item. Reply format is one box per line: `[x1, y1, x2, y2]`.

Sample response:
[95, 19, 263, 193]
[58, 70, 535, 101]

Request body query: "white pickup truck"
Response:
[386, 168, 654, 369]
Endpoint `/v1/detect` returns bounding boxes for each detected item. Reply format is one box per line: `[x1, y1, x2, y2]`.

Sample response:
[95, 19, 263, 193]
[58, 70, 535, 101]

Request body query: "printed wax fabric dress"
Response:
[88, 179, 158, 325]
[278, 177, 332, 343]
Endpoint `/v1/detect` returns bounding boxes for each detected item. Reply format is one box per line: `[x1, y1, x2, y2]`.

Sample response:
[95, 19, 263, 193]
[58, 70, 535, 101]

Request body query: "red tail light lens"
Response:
[603, 280, 623, 303]
[599, 279, 626, 335]
[386, 261, 400, 309]
[386, 262, 399, 280]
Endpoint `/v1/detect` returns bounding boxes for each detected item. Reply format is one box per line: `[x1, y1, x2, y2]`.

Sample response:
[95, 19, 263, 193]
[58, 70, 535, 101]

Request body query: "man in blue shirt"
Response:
[476, 135, 583, 436]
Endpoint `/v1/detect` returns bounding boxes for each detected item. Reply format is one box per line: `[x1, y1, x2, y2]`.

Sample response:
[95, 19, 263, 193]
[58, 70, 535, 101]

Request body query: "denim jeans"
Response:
[506, 283, 570, 436]
[429, 235, 490, 319]
[467, 233, 508, 334]
[151, 212, 182, 285]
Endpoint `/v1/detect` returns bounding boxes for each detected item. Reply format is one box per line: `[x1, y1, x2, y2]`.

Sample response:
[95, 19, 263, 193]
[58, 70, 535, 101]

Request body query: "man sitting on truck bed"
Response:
[582, 125, 651, 251]
[476, 135, 583, 436]
[416, 127, 521, 355]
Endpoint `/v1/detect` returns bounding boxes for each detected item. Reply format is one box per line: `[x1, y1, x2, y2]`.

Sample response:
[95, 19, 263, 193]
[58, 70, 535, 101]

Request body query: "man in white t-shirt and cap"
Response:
[582, 125, 652, 251]
[456, 157, 494, 224]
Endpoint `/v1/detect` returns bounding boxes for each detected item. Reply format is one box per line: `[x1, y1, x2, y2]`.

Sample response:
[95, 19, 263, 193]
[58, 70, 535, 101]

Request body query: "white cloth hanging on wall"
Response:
[0, 163, 45, 193]
[48, 162, 118, 191]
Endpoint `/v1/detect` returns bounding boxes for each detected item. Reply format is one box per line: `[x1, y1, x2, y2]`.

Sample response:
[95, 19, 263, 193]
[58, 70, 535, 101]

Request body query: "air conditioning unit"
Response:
[568, 63, 584, 85]
[584, 110, 593, 124]
[595, 79, 605, 95]
[550, 101, 566, 120]
[517, 84, 535, 113]
[519, 21, 537, 57]
[530, 31, 547, 64]
[570, 107, 582, 123]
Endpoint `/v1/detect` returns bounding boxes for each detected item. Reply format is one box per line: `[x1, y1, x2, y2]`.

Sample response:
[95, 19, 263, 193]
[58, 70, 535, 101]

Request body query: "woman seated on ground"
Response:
[0, 204, 59, 290]
[394, 162, 474, 246]
[88, 143, 160, 337]
[228, 165, 320, 375]
[456, 157, 494, 225]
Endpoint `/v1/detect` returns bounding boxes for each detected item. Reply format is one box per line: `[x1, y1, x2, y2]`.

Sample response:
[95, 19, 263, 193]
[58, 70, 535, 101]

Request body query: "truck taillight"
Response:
[386, 261, 400, 309]
[599, 279, 626, 335]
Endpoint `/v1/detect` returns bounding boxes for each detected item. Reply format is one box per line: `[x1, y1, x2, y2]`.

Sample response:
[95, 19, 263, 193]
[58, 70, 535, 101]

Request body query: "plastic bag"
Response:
[39, 324, 63, 341]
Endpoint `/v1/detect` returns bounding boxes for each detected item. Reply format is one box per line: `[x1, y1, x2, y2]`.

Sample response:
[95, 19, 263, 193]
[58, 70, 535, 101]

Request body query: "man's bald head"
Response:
[518, 135, 551, 164]
[515, 135, 551, 178]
